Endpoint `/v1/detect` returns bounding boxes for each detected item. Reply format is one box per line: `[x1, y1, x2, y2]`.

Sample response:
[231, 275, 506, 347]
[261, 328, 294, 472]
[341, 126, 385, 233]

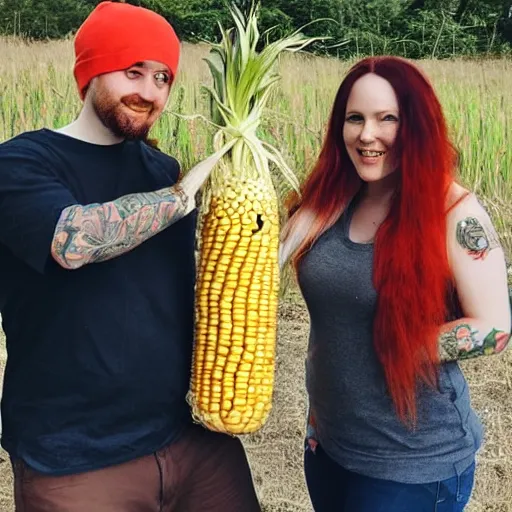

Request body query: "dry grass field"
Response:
[0, 36, 511, 511]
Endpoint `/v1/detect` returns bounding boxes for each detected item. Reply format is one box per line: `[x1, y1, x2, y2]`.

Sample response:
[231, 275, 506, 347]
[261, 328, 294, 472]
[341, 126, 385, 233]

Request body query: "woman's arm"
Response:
[278, 208, 315, 270]
[439, 193, 511, 362]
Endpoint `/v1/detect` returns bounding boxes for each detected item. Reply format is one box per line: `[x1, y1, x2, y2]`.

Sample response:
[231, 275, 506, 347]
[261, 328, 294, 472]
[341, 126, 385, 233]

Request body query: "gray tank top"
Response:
[297, 198, 483, 484]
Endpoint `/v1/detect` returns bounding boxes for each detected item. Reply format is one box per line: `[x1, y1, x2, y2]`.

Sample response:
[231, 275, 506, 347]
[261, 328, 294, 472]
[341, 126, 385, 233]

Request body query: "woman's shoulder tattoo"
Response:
[455, 216, 501, 260]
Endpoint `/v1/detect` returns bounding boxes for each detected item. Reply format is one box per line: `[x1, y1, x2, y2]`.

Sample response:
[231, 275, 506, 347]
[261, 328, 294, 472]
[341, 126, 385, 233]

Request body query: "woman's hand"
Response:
[306, 409, 319, 453]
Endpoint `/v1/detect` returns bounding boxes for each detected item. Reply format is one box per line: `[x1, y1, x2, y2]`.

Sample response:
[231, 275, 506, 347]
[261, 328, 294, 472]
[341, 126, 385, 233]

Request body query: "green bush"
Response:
[0, 0, 510, 58]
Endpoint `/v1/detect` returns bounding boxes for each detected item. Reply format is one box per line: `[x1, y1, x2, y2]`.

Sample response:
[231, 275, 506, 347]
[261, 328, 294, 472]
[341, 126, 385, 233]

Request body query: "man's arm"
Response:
[439, 193, 511, 362]
[50, 142, 234, 270]
[51, 183, 189, 269]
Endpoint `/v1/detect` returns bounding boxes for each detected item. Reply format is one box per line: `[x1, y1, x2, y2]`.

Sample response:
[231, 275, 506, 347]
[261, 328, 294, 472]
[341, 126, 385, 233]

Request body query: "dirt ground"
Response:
[0, 291, 510, 511]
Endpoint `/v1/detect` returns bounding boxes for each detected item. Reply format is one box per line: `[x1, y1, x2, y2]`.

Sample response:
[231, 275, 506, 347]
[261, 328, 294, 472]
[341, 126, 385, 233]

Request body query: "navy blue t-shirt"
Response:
[0, 129, 196, 475]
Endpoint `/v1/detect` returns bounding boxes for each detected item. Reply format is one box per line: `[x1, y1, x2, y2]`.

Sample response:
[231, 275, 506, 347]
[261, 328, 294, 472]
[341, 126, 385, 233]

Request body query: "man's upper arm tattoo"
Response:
[455, 216, 501, 260]
[52, 184, 189, 269]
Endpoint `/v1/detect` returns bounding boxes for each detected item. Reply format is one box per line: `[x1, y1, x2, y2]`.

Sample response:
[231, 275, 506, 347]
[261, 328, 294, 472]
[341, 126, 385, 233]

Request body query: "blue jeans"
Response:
[304, 443, 475, 511]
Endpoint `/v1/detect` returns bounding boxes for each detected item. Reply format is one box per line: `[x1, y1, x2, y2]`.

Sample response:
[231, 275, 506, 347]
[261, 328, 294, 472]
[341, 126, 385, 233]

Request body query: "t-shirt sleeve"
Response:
[0, 144, 78, 274]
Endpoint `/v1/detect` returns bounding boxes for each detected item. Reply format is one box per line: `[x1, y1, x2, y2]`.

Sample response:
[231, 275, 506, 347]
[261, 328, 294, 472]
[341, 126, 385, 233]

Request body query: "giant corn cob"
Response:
[187, 2, 321, 435]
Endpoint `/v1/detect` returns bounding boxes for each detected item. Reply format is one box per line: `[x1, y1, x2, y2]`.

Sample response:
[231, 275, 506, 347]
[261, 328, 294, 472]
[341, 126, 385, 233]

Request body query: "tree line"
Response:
[1, 0, 511, 59]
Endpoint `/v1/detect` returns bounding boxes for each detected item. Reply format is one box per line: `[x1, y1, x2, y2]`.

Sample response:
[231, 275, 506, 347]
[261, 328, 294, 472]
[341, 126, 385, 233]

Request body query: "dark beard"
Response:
[93, 92, 153, 140]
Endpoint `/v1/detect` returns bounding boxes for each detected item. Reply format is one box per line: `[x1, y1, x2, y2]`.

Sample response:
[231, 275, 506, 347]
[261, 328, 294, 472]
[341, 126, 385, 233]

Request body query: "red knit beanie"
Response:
[73, 1, 181, 99]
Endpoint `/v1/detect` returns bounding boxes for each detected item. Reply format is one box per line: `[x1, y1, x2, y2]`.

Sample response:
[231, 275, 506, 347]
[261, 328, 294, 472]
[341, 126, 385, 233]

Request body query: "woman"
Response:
[279, 56, 511, 511]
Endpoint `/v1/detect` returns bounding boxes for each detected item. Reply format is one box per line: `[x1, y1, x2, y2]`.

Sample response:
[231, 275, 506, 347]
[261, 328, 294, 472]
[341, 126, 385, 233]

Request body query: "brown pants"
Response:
[11, 424, 261, 512]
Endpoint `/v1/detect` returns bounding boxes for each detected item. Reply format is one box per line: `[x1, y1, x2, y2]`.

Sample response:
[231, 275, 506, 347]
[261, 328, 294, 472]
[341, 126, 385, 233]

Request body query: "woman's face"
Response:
[342, 73, 400, 184]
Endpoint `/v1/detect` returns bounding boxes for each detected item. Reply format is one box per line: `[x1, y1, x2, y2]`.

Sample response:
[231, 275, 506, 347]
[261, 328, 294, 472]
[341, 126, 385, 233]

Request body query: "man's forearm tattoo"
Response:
[439, 323, 510, 362]
[52, 184, 189, 269]
[456, 216, 501, 260]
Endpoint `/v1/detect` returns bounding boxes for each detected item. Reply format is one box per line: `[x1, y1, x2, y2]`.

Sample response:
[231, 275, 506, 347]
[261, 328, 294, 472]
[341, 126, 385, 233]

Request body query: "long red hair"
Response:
[286, 56, 459, 426]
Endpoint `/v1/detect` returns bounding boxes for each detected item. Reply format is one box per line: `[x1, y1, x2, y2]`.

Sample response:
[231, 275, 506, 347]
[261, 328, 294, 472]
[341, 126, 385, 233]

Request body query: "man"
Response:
[0, 2, 260, 510]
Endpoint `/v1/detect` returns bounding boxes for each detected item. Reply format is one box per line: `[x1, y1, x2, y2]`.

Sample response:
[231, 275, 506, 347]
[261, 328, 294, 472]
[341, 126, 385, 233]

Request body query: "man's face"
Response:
[88, 60, 172, 140]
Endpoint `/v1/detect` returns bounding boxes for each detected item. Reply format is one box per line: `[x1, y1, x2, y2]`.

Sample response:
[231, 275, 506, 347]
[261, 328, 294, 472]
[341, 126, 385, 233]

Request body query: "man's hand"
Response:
[179, 147, 233, 215]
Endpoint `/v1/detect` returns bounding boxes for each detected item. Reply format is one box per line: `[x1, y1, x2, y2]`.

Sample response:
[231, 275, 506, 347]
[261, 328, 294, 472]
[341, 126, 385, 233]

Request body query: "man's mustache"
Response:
[121, 94, 153, 112]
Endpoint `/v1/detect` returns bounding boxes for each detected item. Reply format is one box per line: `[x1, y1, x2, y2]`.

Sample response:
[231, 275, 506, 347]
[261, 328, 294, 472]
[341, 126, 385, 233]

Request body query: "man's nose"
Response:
[137, 76, 159, 104]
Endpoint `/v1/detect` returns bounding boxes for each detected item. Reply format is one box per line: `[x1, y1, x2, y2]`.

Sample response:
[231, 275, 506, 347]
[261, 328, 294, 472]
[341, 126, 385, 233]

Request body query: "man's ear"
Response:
[80, 86, 89, 101]
[81, 75, 100, 101]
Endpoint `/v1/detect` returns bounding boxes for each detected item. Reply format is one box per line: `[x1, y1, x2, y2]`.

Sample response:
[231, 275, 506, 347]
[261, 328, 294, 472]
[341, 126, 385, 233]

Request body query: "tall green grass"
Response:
[1, 37, 510, 257]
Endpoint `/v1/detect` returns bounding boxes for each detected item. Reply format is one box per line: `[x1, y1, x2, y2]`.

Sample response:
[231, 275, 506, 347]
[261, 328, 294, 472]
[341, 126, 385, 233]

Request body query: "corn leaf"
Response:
[197, 1, 326, 193]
